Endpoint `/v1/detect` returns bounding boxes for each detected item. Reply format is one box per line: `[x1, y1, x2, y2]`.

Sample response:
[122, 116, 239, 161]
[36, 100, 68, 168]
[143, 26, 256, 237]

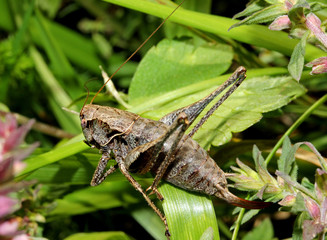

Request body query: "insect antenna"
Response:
[80, 78, 91, 115]
[89, 0, 186, 105]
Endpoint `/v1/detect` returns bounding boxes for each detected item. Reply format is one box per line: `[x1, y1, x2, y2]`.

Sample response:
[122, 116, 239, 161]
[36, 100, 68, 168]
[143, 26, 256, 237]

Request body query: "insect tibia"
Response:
[219, 191, 273, 209]
[91, 153, 117, 186]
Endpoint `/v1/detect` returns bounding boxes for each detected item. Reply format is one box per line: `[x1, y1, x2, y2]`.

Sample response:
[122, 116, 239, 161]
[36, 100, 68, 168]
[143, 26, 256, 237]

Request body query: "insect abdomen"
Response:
[164, 138, 227, 196]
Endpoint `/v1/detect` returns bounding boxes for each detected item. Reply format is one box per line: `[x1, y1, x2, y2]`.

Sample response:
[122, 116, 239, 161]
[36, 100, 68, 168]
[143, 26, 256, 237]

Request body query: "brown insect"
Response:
[80, 1, 271, 238]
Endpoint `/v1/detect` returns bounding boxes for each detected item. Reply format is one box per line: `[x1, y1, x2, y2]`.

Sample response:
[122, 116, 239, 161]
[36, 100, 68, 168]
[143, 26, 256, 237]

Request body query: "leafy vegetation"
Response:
[1, 0, 327, 239]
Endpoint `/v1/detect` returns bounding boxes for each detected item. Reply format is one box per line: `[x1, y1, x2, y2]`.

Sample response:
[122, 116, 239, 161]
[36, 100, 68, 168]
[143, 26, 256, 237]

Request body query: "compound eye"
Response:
[81, 119, 88, 128]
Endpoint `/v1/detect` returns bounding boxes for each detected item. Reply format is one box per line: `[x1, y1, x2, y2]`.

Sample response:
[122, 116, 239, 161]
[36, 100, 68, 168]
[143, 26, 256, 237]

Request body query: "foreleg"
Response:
[91, 151, 118, 186]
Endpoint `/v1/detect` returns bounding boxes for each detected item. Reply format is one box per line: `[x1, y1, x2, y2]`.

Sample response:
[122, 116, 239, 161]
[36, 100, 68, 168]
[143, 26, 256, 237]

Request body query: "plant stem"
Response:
[265, 93, 327, 165]
[104, 0, 325, 61]
[231, 208, 246, 240]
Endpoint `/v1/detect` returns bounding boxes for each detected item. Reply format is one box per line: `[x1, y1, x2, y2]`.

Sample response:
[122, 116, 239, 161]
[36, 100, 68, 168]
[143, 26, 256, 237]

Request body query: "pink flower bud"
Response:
[305, 197, 320, 220]
[305, 57, 327, 74]
[269, 15, 292, 31]
[279, 194, 296, 206]
[284, 0, 294, 10]
[305, 13, 327, 49]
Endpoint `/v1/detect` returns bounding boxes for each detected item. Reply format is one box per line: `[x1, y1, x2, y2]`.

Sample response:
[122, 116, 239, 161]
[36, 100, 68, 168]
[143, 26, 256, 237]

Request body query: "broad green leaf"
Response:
[288, 31, 309, 81]
[242, 218, 274, 240]
[159, 183, 220, 240]
[129, 39, 233, 104]
[64, 231, 132, 240]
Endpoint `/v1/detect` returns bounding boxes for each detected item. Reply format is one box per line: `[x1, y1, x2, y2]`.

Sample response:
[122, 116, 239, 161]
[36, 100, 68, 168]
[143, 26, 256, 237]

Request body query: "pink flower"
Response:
[13, 234, 30, 240]
[0, 219, 19, 236]
[0, 196, 18, 218]
[0, 219, 30, 240]
[305, 57, 327, 74]
[0, 113, 38, 240]
[0, 114, 35, 158]
[284, 0, 294, 10]
[0, 114, 37, 181]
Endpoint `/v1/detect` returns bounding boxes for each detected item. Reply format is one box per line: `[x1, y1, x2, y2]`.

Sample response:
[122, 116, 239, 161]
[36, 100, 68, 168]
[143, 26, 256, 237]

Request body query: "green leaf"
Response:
[12, 0, 34, 56]
[23, 151, 104, 184]
[233, 0, 269, 20]
[229, 4, 287, 30]
[129, 39, 233, 104]
[276, 171, 316, 201]
[253, 145, 275, 184]
[16, 135, 89, 179]
[159, 183, 220, 240]
[292, 212, 307, 240]
[288, 31, 309, 81]
[278, 136, 295, 175]
[131, 207, 167, 240]
[292, 0, 310, 9]
[315, 170, 327, 197]
[288, 1, 309, 24]
[242, 218, 274, 240]
[310, 2, 327, 12]
[0, 0, 15, 31]
[64, 231, 132, 240]
[29, 16, 102, 74]
[231, 209, 260, 228]
[33, 10, 75, 79]
[50, 182, 140, 216]
[28, 46, 80, 133]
